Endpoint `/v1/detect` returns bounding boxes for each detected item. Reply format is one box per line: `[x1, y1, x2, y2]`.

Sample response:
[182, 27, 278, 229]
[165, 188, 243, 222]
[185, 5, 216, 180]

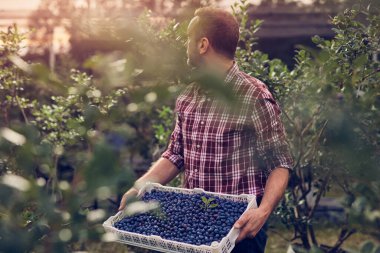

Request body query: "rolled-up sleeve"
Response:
[251, 90, 294, 175]
[161, 112, 184, 170]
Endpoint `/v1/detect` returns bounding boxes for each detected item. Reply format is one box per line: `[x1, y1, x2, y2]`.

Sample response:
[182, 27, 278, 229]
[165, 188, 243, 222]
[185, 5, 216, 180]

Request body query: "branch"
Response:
[303, 120, 328, 159]
[358, 67, 380, 83]
[283, 109, 300, 135]
[1, 104, 10, 126]
[328, 228, 357, 253]
[308, 224, 318, 246]
[301, 106, 321, 140]
[308, 169, 332, 219]
[292, 108, 323, 171]
[15, 95, 29, 124]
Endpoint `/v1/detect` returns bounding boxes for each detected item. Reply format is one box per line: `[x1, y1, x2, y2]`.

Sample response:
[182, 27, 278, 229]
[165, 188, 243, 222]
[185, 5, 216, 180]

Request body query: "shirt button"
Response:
[194, 169, 198, 172]
[206, 98, 211, 101]
[196, 144, 200, 149]
[200, 121, 205, 125]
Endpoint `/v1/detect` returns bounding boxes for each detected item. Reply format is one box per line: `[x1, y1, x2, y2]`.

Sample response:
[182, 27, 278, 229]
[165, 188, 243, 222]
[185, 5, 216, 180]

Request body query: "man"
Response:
[119, 7, 293, 253]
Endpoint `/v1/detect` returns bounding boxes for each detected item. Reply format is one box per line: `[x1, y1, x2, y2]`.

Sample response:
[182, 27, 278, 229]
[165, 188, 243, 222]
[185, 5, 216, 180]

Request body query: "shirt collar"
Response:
[191, 61, 239, 96]
[224, 61, 239, 84]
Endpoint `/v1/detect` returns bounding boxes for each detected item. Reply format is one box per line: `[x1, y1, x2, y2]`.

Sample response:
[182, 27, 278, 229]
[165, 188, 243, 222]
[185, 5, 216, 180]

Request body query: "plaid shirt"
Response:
[162, 63, 293, 197]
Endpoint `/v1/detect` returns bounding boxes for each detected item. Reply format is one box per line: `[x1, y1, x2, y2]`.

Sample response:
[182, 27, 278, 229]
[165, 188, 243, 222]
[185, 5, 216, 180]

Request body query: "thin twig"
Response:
[328, 228, 357, 253]
[283, 110, 300, 134]
[308, 169, 332, 219]
[303, 120, 328, 159]
[358, 67, 380, 83]
[15, 95, 29, 124]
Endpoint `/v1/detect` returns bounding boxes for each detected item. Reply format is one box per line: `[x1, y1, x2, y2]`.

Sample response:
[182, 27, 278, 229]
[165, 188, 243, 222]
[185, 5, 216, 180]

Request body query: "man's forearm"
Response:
[133, 157, 181, 190]
[259, 167, 290, 215]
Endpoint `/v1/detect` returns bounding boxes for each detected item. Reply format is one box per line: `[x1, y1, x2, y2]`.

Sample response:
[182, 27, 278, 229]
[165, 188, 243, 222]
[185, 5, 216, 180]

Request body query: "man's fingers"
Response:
[234, 212, 250, 229]
[234, 210, 253, 242]
[234, 208, 269, 244]
[236, 216, 261, 243]
[235, 214, 253, 242]
[236, 224, 250, 243]
[118, 194, 127, 211]
[118, 188, 139, 211]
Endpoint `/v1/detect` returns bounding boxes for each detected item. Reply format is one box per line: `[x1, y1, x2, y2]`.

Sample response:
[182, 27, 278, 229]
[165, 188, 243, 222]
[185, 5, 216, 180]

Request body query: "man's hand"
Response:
[233, 167, 289, 243]
[118, 187, 139, 211]
[233, 207, 270, 243]
[117, 158, 180, 211]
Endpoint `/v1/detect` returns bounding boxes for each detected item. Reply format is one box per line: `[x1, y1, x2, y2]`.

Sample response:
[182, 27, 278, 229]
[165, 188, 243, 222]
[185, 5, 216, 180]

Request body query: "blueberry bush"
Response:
[234, 1, 380, 251]
[0, 4, 190, 252]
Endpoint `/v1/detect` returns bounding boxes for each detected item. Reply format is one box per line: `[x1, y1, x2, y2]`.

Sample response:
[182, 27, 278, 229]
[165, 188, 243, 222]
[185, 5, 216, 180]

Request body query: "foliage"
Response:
[200, 196, 219, 211]
[280, 7, 379, 253]
[153, 106, 174, 148]
[0, 24, 30, 128]
[232, 0, 291, 97]
[233, 0, 380, 251]
[1, 3, 193, 251]
[354, 241, 380, 253]
[152, 105, 183, 188]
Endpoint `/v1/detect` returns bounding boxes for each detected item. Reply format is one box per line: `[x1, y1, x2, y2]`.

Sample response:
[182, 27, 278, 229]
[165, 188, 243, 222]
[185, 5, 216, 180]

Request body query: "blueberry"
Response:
[113, 190, 248, 246]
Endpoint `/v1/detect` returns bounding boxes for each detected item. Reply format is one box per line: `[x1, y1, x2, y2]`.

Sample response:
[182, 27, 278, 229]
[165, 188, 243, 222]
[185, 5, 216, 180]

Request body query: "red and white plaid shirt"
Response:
[162, 63, 293, 197]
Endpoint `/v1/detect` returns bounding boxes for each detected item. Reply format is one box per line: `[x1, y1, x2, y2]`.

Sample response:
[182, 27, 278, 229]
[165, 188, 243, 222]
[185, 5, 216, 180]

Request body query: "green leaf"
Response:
[201, 196, 209, 205]
[209, 203, 218, 208]
[318, 50, 330, 62]
[353, 54, 368, 68]
[360, 241, 375, 253]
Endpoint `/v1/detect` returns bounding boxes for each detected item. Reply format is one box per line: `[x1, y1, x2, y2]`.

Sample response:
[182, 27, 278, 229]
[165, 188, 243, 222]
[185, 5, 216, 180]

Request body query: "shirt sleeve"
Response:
[161, 112, 184, 170]
[250, 89, 294, 176]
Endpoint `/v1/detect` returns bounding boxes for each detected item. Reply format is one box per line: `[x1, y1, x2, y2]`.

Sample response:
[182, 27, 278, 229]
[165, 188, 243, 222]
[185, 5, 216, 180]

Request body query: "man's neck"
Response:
[202, 55, 235, 78]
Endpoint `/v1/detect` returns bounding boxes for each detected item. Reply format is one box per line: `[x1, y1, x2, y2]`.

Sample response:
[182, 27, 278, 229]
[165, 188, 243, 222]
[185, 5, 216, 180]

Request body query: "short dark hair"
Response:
[193, 7, 239, 59]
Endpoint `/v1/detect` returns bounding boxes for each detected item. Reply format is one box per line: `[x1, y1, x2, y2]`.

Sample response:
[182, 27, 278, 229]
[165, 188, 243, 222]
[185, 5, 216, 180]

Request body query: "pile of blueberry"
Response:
[113, 189, 248, 246]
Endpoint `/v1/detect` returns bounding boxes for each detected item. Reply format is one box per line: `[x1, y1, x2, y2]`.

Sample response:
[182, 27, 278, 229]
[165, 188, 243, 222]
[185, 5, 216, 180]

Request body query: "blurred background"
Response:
[0, 0, 379, 253]
[1, 0, 377, 68]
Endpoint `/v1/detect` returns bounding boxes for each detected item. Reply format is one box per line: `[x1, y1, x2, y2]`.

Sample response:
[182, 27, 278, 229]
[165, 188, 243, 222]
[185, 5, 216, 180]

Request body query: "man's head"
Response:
[186, 7, 239, 68]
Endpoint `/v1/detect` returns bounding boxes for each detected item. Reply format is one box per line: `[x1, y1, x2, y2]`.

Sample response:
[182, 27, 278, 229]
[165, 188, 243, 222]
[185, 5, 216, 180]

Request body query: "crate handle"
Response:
[103, 212, 119, 227]
[247, 195, 258, 209]
[193, 188, 204, 193]
[229, 227, 240, 246]
[138, 182, 161, 195]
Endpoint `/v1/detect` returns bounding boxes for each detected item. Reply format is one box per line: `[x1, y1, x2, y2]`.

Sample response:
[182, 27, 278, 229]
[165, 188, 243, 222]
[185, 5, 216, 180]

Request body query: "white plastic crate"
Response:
[103, 182, 258, 253]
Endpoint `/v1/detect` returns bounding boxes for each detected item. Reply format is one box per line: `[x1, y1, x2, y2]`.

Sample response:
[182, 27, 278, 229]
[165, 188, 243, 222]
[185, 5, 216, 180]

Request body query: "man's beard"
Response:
[187, 56, 198, 68]
[187, 51, 203, 68]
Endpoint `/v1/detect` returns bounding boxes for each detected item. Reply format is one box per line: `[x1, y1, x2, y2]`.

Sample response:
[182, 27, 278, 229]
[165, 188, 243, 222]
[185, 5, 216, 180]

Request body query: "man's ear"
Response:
[198, 37, 210, 55]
